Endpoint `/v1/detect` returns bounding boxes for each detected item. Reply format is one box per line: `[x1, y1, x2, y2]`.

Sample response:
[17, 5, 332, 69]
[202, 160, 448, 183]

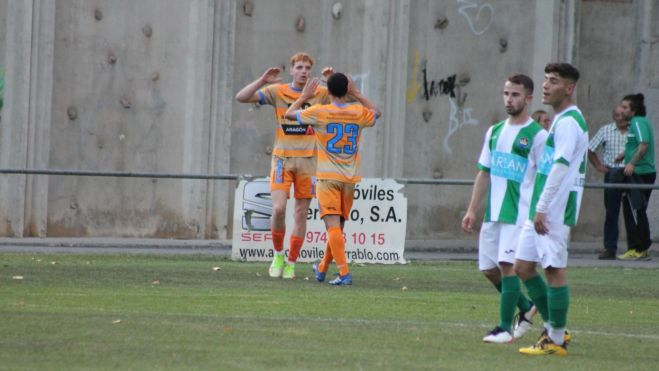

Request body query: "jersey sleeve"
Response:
[297, 105, 319, 126]
[257, 84, 278, 106]
[553, 117, 582, 166]
[632, 118, 651, 143]
[360, 106, 377, 128]
[476, 127, 494, 172]
[588, 125, 605, 152]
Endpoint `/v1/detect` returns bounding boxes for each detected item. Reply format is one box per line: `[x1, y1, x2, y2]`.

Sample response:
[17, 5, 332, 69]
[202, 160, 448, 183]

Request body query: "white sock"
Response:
[549, 327, 566, 346]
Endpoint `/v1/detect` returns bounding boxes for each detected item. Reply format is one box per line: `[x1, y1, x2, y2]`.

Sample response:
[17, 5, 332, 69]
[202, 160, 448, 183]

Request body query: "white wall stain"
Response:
[457, 0, 494, 36]
[444, 97, 479, 155]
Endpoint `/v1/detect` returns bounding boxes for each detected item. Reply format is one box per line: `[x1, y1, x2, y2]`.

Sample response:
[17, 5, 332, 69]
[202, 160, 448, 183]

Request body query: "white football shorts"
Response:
[478, 222, 522, 270]
[516, 219, 570, 269]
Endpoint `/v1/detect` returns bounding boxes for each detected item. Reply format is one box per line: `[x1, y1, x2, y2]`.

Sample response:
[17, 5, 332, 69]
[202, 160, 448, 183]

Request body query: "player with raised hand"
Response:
[284, 73, 381, 285]
[235, 52, 333, 279]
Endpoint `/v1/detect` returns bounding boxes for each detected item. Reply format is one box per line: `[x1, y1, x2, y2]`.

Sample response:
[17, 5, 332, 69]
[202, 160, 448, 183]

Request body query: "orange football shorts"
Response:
[316, 179, 355, 220]
[269, 156, 317, 199]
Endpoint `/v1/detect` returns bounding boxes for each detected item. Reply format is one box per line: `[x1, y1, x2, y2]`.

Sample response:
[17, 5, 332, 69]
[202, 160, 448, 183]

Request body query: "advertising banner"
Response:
[232, 178, 407, 264]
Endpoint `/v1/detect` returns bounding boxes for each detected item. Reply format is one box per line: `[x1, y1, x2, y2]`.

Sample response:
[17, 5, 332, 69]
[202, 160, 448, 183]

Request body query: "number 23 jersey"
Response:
[296, 102, 376, 183]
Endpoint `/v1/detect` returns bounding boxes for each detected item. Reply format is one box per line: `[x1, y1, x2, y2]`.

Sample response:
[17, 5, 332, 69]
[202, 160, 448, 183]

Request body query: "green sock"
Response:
[499, 275, 521, 331]
[548, 286, 570, 329]
[516, 289, 532, 313]
[524, 275, 549, 323]
[491, 277, 531, 313]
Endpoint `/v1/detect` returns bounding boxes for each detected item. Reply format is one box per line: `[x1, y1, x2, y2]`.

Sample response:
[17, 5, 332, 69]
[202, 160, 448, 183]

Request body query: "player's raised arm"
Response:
[235, 67, 282, 103]
[347, 75, 381, 118]
[284, 77, 319, 121]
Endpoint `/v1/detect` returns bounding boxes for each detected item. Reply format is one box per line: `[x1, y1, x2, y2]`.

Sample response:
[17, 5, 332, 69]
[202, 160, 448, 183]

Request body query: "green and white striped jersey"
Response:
[529, 106, 589, 226]
[477, 119, 548, 225]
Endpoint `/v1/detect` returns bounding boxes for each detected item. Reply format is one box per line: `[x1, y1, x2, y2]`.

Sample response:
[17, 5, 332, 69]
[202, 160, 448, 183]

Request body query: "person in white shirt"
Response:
[588, 105, 628, 260]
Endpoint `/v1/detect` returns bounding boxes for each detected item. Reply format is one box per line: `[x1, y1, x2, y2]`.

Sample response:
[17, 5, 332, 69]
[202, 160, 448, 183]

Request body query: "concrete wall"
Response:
[48, 0, 216, 238]
[574, 0, 659, 240]
[1, 0, 657, 242]
[403, 0, 547, 238]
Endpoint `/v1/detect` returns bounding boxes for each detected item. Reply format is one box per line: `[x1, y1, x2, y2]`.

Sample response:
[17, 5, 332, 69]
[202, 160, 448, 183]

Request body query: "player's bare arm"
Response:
[461, 170, 489, 233]
[624, 142, 648, 176]
[284, 78, 319, 120]
[235, 67, 282, 103]
[347, 75, 382, 118]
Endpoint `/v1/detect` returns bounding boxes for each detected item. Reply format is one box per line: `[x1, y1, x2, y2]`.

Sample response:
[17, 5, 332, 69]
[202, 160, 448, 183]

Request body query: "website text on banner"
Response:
[232, 178, 408, 264]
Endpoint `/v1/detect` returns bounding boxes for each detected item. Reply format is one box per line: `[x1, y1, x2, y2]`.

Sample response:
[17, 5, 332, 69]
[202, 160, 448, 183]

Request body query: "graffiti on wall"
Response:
[406, 51, 422, 104]
[406, 50, 480, 155]
[457, 0, 494, 36]
[423, 71, 456, 101]
[445, 97, 479, 155]
[406, 51, 457, 101]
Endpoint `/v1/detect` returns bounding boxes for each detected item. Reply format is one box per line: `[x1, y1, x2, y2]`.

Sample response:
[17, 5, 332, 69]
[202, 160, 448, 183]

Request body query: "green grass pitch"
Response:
[1, 253, 658, 370]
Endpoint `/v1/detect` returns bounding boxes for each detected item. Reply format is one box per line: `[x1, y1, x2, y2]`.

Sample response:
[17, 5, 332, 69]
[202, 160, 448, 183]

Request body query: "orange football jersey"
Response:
[258, 83, 330, 157]
[296, 102, 376, 183]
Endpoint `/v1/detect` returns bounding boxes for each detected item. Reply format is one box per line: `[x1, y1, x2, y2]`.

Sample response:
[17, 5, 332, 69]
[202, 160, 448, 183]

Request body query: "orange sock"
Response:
[327, 226, 349, 276]
[288, 235, 304, 263]
[271, 229, 285, 252]
[318, 242, 333, 273]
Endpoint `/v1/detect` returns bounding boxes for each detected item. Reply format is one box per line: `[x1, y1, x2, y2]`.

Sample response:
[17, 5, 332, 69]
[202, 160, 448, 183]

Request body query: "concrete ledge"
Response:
[0, 237, 654, 256]
[0, 237, 231, 249]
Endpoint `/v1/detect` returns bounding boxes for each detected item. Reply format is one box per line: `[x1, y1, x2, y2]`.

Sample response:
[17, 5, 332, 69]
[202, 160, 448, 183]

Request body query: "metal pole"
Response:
[1, 168, 658, 189]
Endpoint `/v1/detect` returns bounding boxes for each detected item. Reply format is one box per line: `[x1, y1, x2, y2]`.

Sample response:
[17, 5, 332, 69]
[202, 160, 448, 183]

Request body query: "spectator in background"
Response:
[617, 93, 656, 261]
[587, 105, 629, 260]
[532, 110, 552, 130]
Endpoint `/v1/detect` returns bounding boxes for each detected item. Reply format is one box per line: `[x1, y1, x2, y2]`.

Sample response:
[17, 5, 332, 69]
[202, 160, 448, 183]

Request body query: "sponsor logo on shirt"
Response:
[538, 146, 555, 175]
[282, 124, 314, 135]
[490, 151, 528, 183]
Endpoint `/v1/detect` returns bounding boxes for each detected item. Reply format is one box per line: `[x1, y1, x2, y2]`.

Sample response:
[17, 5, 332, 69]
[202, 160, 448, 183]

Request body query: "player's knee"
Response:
[482, 268, 500, 284]
[272, 203, 286, 219]
[513, 263, 533, 280]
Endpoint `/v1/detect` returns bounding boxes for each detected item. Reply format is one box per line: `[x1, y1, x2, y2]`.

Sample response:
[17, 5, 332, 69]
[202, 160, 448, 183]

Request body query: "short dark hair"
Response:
[531, 110, 547, 121]
[507, 74, 534, 94]
[623, 93, 647, 117]
[327, 72, 349, 98]
[545, 63, 580, 83]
